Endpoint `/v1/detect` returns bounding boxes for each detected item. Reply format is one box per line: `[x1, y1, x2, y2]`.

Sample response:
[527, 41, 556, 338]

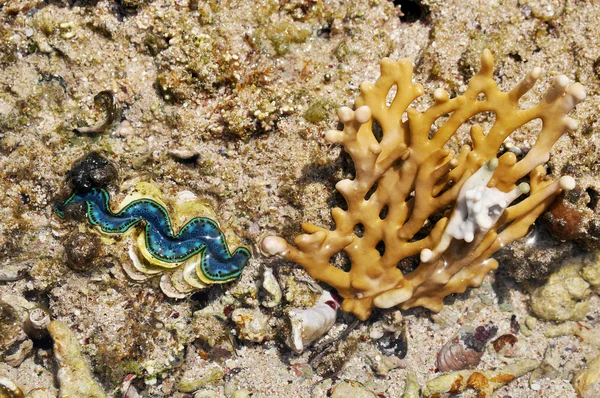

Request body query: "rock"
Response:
[231, 308, 275, 343]
[0, 257, 33, 282]
[495, 227, 578, 281]
[402, 372, 420, 398]
[64, 232, 101, 272]
[366, 345, 407, 376]
[230, 389, 250, 398]
[177, 368, 224, 393]
[193, 391, 218, 398]
[530, 254, 597, 321]
[47, 320, 106, 398]
[424, 358, 539, 397]
[530, 345, 561, 385]
[573, 355, 600, 398]
[329, 380, 377, 398]
[67, 152, 117, 192]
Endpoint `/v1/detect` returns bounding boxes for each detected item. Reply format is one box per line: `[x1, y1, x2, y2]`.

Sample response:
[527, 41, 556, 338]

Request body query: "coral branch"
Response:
[261, 50, 584, 320]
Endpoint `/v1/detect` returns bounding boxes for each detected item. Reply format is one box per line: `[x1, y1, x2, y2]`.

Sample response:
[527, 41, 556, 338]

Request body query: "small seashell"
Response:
[168, 148, 199, 161]
[437, 324, 498, 372]
[286, 290, 340, 353]
[492, 334, 519, 358]
[24, 307, 51, 340]
[73, 91, 118, 134]
[64, 232, 101, 272]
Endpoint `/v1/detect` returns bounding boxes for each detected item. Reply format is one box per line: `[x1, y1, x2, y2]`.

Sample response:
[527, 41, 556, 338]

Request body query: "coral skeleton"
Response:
[261, 50, 585, 320]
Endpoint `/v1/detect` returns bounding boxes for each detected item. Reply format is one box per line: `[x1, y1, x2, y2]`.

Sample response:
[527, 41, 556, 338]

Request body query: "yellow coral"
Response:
[261, 50, 585, 320]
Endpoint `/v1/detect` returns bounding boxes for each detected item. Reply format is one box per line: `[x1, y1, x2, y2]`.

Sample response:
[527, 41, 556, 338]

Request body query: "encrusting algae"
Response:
[261, 49, 586, 320]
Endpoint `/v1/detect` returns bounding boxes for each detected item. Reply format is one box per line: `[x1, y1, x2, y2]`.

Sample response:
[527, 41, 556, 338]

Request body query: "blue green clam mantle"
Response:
[56, 188, 250, 282]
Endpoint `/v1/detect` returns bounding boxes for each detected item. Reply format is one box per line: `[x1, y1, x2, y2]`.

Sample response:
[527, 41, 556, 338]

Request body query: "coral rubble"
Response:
[262, 50, 585, 320]
[423, 358, 539, 397]
[530, 252, 600, 321]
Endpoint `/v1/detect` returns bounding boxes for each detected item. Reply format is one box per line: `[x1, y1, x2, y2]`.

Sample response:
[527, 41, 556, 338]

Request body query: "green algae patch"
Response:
[303, 99, 334, 123]
[177, 367, 224, 393]
[266, 22, 311, 56]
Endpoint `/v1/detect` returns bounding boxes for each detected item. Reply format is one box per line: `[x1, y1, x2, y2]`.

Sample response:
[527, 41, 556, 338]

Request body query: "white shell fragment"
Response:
[287, 290, 340, 353]
[261, 267, 282, 308]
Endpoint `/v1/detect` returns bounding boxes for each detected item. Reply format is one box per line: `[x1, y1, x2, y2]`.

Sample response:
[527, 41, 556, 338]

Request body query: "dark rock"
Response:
[67, 152, 117, 192]
[64, 232, 101, 272]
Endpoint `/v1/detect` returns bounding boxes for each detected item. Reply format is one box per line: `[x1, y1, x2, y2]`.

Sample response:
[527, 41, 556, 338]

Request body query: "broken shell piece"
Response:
[491, 334, 519, 358]
[175, 190, 199, 203]
[0, 295, 34, 367]
[437, 324, 498, 372]
[73, 90, 117, 134]
[287, 290, 340, 353]
[4, 339, 33, 367]
[261, 268, 282, 308]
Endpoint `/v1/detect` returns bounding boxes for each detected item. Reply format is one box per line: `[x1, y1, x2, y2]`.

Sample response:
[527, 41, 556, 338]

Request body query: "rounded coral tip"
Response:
[354, 106, 372, 124]
[337, 107, 354, 124]
[420, 248, 433, 263]
[260, 236, 289, 256]
[559, 176, 576, 191]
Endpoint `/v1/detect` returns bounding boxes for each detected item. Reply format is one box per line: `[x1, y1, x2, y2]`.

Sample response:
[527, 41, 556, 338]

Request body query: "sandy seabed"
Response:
[1, 0, 599, 397]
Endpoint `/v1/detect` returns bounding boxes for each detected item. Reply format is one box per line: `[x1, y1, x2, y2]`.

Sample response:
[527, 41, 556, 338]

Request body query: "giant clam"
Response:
[55, 182, 250, 297]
